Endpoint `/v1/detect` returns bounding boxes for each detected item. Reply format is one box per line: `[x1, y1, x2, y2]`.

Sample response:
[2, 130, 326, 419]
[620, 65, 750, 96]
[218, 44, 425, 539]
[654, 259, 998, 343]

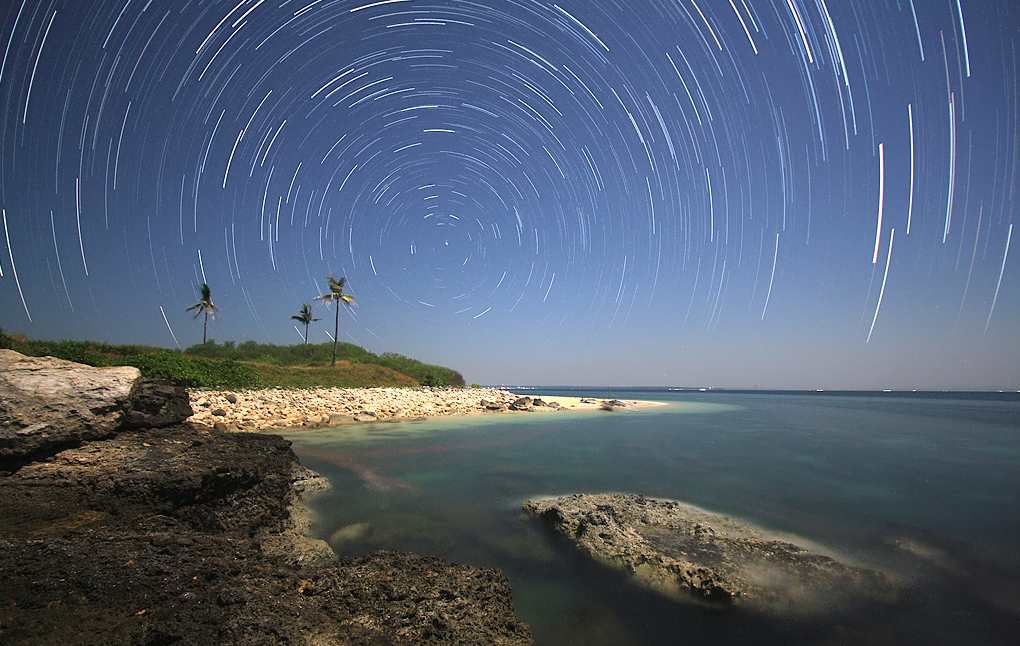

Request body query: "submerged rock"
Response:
[524, 493, 897, 614]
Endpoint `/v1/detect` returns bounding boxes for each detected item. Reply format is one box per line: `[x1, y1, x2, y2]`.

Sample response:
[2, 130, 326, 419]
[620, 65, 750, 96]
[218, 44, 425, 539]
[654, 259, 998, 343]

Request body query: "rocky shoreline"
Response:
[1, 350, 534, 644]
[187, 387, 643, 432]
[187, 386, 525, 430]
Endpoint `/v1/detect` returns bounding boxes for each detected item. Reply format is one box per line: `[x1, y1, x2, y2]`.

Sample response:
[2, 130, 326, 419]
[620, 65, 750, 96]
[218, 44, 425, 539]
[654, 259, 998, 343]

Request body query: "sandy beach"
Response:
[188, 386, 662, 432]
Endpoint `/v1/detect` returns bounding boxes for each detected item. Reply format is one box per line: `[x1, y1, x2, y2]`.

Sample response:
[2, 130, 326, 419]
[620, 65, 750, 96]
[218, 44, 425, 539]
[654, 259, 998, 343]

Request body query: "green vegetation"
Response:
[5, 337, 259, 389]
[8, 337, 166, 365]
[246, 361, 418, 389]
[185, 341, 465, 387]
[5, 274, 464, 389]
[375, 352, 465, 388]
[122, 352, 261, 389]
[4, 334, 465, 390]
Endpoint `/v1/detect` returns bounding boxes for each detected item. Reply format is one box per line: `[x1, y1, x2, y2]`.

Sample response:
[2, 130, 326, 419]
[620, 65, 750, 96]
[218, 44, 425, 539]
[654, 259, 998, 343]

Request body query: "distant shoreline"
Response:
[507, 387, 1020, 399]
[187, 386, 1017, 434]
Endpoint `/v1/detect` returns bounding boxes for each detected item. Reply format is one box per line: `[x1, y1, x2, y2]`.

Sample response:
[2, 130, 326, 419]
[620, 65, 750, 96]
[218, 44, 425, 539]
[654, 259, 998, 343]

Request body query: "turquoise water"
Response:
[287, 390, 1020, 645]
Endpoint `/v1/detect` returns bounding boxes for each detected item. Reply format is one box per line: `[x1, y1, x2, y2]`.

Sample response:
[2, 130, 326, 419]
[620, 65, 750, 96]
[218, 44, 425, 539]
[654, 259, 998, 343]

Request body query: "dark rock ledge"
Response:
[524, 493, 899, 615]
[1, 351, 533, 645]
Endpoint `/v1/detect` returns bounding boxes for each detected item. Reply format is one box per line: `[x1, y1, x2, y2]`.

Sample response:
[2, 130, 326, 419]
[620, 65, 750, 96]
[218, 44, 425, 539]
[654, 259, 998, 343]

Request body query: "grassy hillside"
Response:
[1, 328, 463, 389]
[245, 361, 419, 389]
[184, 340, 464, 387]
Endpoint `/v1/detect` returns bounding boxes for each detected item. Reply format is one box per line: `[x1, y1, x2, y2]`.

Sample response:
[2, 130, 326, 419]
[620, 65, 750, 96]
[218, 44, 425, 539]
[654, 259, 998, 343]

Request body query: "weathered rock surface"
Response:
[1, 423, 533, 645]
[1, 350, 193, 461]
[188, 386, 529, 430]
[509, 396, 533, 411]
[0, 357, 534, 645]
[1, 350, 139, 459]
[121, 378, 193, 430]
[524, 493, 896, 614]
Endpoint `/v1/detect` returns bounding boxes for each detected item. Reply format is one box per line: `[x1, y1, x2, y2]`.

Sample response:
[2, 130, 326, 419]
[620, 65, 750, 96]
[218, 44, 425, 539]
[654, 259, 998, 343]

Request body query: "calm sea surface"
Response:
[287, 390, 1020, 645]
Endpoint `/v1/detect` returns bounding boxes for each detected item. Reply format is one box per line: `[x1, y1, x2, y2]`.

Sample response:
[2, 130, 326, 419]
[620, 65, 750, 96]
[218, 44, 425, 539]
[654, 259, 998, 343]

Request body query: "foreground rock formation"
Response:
[524, 493, 896, 615]
[1, 352, 533, 645]
[0, 350, 191, 460]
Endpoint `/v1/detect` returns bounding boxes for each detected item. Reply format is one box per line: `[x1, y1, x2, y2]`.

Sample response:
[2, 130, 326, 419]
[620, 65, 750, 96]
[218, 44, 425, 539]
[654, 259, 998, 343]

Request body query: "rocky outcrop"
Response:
[524, 493, 896, 614]
[509, 396, 534, 411]
[480, 399, 507, 411]
[0, 354, 534, 645]
[1, 423, 533, 644]
[0, 350, 191, 461]
[121, 377, 194, 430]
[0, 349, 139, 459]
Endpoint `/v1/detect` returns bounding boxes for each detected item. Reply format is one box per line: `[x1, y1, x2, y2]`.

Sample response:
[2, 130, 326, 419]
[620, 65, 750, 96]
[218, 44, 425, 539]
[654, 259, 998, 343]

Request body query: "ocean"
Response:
[287, 389, 1019, 645]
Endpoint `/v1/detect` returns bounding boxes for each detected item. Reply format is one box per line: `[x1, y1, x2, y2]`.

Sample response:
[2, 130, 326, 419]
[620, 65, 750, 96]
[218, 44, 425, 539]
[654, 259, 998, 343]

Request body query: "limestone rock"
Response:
[0, 350, 139, 460]
[188, 386, 526, 429]
[524, 493, 897, 614]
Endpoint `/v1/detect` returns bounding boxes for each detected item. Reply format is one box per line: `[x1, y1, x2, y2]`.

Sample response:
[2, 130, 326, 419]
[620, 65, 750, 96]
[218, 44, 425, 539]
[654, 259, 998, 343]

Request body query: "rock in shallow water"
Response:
[524, 493, 898, 614]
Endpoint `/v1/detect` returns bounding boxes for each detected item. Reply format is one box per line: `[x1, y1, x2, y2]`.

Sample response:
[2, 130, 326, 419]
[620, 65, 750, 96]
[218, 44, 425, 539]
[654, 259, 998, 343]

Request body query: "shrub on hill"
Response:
[7, 337, 260, 389]
[9, 338, 165, 365]
[377, 352, 465, 388]
[185, 341, 465, 387]
[124, 352, 261, 389]
[5, 335, 464, 389]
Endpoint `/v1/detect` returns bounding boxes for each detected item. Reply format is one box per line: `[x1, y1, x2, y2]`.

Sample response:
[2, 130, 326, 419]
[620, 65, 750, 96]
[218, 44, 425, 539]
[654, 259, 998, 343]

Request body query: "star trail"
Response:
[0, 0, 1016, 388]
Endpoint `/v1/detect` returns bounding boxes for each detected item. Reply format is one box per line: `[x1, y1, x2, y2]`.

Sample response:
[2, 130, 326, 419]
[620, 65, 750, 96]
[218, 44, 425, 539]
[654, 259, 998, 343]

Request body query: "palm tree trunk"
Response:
[203, 310, 209, 344]
[303, 322, 309, 343]
[331, 302, 339, 366]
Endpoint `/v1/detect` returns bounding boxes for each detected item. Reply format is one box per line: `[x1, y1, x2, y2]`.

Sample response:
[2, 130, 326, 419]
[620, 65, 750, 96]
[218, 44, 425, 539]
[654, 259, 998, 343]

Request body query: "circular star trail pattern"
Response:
[0, 0, 1017, 388]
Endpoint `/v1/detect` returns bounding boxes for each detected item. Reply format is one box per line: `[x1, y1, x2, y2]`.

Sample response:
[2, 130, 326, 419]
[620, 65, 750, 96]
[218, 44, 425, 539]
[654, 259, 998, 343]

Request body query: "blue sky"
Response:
[0, 0, 1016, 389]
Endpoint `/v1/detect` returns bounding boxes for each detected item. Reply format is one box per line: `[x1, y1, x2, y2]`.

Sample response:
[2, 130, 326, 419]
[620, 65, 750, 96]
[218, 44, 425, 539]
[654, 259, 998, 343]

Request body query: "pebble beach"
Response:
[187, 387, 657, 432]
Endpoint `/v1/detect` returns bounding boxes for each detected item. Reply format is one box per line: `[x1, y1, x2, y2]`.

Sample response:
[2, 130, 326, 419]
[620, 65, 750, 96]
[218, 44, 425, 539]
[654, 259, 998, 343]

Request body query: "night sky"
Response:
[0, 0, 1016, 389]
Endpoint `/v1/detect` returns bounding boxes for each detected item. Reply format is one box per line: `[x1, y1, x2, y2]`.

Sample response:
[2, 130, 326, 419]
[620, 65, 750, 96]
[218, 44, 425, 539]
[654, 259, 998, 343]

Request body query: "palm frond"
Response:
[291, 303, 320, 324]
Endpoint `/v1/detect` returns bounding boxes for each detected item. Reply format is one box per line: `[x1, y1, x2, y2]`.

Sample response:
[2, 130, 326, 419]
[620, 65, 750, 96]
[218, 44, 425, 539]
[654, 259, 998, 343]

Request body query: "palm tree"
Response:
[185, 282, 220, 344]
[314, 275, 356, 366]
[291, 302, 321, 344]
